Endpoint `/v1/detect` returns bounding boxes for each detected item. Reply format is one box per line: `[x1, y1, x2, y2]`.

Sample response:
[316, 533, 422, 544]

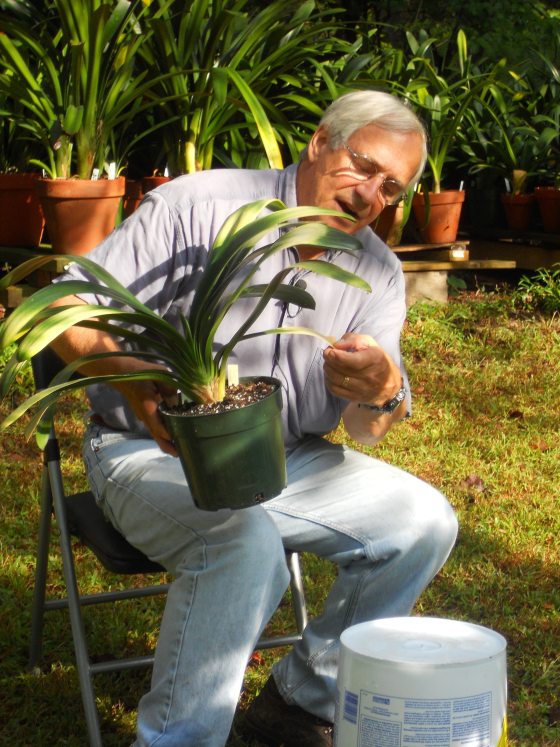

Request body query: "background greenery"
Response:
[1, 0, 559, 189]
[1, 281, 559, 745]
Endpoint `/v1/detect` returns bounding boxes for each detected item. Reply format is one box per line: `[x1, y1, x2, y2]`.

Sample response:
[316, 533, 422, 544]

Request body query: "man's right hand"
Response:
[113, 378, 179, 456]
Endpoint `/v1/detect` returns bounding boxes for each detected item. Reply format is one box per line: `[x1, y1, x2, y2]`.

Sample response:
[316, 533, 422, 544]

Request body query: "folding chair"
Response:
[28, 347, 308, 747]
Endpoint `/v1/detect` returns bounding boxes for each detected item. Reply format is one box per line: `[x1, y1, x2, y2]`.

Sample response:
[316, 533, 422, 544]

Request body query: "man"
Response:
[52, 90, 458, 747]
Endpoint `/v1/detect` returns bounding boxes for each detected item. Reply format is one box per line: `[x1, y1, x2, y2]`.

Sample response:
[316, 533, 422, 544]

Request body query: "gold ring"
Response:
[342, 376, 350, 388]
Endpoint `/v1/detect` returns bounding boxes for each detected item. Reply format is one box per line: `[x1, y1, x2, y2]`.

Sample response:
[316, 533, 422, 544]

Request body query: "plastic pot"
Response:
[160, 377, 286, 511]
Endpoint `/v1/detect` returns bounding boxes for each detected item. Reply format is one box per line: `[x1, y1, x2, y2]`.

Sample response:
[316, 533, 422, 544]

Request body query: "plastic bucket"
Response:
[335, 617, 507, 747]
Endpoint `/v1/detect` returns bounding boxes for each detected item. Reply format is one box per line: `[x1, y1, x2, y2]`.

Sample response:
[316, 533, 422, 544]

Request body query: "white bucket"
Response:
[335, 617, 507, 747]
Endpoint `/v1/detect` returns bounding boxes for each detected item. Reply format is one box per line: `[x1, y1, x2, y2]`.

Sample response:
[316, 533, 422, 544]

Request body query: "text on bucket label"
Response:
[343, 688, 496, 747]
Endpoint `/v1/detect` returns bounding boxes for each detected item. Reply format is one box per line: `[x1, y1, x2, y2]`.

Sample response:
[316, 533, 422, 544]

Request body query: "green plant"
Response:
[0, 0, 177, 178]
[512, 264, 560, 314]
[459, 92, 559, 195]
[0, 200, 370, 441]
[393, 29, 503, 194]
[134, 0, 344, 175]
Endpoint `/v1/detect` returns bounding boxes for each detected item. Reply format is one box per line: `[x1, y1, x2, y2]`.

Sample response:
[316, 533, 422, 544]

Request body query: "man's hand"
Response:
[323, 332, 406, 445]
[323, 332, 402, 405]
[112, 377, 179, 456]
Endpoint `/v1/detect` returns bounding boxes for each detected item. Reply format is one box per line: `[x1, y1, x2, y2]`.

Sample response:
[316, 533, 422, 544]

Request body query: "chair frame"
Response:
[27, 352, 308, 747]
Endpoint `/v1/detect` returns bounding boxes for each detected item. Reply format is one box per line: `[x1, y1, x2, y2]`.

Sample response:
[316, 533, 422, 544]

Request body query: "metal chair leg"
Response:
[28, 469, 53, 672]
[48, 460, 103, 747]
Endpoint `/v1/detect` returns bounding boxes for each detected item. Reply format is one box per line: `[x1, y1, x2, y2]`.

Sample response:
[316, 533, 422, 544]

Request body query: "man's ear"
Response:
[307, 126, 330, 162]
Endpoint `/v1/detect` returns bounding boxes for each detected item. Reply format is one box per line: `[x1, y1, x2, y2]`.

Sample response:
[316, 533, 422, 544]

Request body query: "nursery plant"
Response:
[0, 0, 171, 179]
[0, 199, 369, 437]
[134, 0, 345, 175]
[0, 199, 369, 509]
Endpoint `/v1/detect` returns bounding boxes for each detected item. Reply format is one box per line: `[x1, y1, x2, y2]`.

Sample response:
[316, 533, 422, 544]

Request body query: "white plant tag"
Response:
[227, 364, 239, 387]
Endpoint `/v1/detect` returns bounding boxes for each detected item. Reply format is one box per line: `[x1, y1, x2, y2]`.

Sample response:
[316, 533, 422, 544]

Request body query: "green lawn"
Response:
[1, 288, 559, 746]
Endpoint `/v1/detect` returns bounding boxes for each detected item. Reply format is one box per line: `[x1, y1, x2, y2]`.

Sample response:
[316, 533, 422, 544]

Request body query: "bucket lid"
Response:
[340, 617, 506, 666]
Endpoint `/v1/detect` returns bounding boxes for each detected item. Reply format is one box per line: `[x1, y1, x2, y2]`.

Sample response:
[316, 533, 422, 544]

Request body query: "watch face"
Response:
[360, 384, 406, 413]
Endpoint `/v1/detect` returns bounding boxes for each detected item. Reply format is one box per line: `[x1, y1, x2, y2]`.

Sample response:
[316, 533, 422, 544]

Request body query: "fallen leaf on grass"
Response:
[529, 439, 551, 452]
[459, 474, 487, 493]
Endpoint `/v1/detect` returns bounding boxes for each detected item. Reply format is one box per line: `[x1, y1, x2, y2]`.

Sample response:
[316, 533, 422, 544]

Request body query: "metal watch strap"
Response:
[358, 380, 407, 414]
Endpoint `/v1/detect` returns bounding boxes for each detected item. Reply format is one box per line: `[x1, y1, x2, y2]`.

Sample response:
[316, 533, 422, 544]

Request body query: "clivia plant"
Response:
[0, 199, 369, 510]
[0, 199, 369, 439]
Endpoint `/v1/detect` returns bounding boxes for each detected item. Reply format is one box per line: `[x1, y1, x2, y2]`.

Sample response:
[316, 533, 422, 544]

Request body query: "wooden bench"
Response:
[393, 242, 516, 305]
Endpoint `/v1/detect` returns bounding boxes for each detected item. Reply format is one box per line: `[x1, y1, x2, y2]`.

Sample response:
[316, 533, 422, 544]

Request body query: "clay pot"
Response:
[373, 203, 405, 246]
[501, 193, 535, 232]
[412, 190, 466, 243]
[141, 175, 172, 194]
[123, 179, 144, 218]
[534, 186, 560, 233]
[35, 177, 125, 255]
[0, 173, 45, 247]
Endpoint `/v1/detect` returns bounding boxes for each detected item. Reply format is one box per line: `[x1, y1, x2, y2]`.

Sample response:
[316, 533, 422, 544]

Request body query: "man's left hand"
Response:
[323, 332, 402, 407]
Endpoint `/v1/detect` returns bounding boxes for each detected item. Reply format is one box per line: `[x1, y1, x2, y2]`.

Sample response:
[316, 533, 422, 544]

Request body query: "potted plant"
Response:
[0, 95, 45, 248]
[372, 188, 414, 247]
[0, 0, 177, 254]
[460, 56, 560, 233]
[398, 30, 501, 243]
[134, 0, 343, 175]
[0, 200, 370, 510]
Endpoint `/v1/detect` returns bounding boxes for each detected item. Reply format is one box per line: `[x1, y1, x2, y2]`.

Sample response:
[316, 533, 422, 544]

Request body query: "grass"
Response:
[1, 287, 559, 746]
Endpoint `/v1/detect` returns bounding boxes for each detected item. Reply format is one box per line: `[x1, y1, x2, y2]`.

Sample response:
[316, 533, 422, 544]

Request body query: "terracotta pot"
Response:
[35, 177, 125, 255]
[0, 172, 45, 247]
[534, 186, 560, 233]
[142, 175, 172, 194]
[412, 190, 466, 243]
[501, 192, 535, 232]
[373, 203, 405, 246]
[123, 179, 144, 218]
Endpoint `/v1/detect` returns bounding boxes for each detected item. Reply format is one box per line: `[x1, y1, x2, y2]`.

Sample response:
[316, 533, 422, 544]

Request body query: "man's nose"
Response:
[354, 173, 386, 207]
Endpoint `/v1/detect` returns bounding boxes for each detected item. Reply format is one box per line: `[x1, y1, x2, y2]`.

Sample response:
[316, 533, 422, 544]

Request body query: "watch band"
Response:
[358, 380, 407, 414]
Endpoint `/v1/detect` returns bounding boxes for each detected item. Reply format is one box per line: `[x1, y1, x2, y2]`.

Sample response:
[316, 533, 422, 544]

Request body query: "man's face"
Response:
[296, 123, 424, 234]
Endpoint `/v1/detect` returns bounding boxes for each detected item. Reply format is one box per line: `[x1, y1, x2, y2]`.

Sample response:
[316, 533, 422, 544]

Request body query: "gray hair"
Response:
[314, 90, 428, 187]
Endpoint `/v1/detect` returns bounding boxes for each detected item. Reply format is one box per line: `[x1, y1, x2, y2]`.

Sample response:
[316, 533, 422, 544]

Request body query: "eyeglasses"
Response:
[344, 144, 405, 206]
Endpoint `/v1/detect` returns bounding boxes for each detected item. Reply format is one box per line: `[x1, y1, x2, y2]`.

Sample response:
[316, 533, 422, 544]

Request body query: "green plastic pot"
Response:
[160, 377, 286, 511]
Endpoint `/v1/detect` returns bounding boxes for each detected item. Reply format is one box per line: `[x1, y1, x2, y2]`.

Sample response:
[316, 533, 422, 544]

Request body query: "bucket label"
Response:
[343, 688, 496, 747]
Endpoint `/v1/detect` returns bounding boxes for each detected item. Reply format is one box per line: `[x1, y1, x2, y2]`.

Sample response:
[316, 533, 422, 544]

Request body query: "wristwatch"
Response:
[358, 380, 407, 414]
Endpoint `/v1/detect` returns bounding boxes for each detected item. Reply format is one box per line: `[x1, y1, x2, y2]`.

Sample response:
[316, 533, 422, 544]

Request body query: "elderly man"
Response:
[52, 90, 458, 747]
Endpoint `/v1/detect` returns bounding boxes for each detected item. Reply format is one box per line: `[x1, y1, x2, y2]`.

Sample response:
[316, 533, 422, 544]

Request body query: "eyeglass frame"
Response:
[344, 143, 406, 207]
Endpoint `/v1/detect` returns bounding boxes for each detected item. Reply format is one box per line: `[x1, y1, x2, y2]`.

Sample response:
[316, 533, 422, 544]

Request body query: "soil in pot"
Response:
[161, 377, 286, 511]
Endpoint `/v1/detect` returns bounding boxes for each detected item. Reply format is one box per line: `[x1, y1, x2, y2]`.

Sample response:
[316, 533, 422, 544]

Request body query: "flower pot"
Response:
[501, 193, 535, 232]
[534, 186, 560, 233]
[412, 190, 466, 243]
[373, 203, 405, 246]
[142, 175, 172, 194]
[160, 377, 286, 511]
[0, 173, 45, 247]
[35, 176, 125, 255]
[123, 179, 144, 218]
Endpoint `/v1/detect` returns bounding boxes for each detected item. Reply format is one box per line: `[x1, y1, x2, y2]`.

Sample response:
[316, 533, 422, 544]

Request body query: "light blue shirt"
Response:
[62, 164, 409, 449]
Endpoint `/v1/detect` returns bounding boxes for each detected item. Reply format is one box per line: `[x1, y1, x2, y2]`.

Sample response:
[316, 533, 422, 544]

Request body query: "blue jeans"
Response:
[83, 425, 458, 747]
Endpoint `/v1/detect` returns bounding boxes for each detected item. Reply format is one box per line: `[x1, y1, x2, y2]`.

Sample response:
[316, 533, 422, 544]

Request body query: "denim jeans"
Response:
[83, 424, 458, 747]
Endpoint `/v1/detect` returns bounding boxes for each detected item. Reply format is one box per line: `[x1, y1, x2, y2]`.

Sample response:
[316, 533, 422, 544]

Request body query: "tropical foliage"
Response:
[0, 200, 369, 442]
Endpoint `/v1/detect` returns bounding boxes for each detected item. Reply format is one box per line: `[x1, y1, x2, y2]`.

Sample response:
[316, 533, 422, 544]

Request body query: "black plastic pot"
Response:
[160, 377, 286, 511]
